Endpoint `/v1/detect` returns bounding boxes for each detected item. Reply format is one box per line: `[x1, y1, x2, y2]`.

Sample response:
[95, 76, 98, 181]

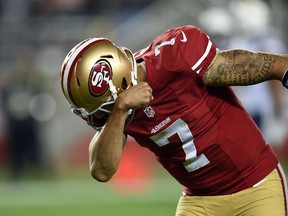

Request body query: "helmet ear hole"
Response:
[76, 78, 81, 87]
[121, 77, 128, 90]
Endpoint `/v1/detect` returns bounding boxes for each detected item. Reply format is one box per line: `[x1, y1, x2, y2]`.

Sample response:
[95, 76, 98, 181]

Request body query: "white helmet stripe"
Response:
[62, 38, 105, 104]
[191, 35, 212, 73]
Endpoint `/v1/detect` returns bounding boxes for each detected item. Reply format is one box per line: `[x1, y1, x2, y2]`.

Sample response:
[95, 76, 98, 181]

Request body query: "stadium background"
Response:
[0, 0, 288, 215]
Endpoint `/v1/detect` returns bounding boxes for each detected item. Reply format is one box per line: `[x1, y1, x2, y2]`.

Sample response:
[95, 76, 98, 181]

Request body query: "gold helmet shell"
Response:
[60, 38, 137, 117]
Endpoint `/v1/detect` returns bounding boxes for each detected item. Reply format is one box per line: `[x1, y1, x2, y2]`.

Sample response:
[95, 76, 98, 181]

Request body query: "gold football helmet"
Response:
[60, 38, 137, 129]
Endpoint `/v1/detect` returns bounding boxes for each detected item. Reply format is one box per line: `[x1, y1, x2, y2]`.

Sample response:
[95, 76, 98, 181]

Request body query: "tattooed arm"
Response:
[203, 49, 288, 87]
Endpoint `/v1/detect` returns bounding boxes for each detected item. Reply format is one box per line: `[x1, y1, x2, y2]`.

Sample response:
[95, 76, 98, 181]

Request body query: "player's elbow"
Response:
[90, 164, 114, 182]
[202, 77, 212, 86]
[91, 172, 112, 183]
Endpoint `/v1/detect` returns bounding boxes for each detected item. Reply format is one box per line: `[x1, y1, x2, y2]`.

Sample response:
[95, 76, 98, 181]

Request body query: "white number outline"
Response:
[154, 38, 175, 56]
[150, 118, 210, 172]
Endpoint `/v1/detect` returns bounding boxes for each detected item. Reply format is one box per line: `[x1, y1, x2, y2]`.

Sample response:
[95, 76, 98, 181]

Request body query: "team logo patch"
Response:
[88, 60, 112, 96]
[144, 106, 155, 118]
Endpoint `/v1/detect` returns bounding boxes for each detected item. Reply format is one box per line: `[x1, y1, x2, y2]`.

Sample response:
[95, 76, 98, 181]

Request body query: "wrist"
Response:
[114, 98, 130, 115]
[111, 100, 135, 128]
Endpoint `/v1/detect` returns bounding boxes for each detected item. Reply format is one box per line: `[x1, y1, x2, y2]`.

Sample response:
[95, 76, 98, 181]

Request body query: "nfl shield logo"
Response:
[144, 106, 155, 118]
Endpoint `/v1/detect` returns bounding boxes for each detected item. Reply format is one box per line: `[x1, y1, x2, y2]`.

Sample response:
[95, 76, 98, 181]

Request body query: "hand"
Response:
[115, 82, 154, 111]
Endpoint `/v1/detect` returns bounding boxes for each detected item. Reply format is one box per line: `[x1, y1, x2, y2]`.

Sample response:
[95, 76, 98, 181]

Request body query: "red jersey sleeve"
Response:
[173, 25, 217, 77]
[135, 25, 216, 79]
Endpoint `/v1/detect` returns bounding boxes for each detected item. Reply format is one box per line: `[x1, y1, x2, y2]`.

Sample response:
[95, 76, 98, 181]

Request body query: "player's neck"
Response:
[137, 61, 146, 82]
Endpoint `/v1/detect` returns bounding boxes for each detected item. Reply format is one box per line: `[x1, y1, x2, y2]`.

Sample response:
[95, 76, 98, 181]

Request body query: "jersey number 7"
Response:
[150, 118, 210, 172]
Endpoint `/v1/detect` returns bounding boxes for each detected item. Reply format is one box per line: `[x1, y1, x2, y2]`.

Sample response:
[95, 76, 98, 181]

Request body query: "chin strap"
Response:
[131, 51, 138, 86]
[108, 80, 118, 100]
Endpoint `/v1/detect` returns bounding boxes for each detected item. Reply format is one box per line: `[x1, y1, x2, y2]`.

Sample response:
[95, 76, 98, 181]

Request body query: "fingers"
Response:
[116, 82, 153, 110]
[135, 82, 153, 108]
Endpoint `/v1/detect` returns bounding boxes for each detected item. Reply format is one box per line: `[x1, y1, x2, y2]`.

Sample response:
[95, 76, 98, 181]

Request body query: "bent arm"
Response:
[89, 82, 153, 182]
[203, 49, 288, 87]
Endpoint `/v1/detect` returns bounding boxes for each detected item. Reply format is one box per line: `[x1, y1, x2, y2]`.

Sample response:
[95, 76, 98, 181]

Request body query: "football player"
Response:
[60, 25, 287, 216]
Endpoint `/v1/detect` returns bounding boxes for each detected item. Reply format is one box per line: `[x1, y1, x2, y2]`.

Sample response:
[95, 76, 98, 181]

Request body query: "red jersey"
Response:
[124, 25, 278, 196]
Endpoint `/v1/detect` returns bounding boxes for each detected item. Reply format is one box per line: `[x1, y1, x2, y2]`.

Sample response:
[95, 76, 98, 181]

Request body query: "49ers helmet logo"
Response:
[88, 60, 112, 96]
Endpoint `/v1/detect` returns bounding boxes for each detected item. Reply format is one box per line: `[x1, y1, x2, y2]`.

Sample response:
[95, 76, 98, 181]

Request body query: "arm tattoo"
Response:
[204, 50, 274, 86]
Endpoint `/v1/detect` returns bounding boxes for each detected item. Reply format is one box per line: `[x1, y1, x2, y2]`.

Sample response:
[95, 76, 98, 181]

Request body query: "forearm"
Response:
[88, 82, 153, 182]
[203, 49, 288, 87]
[89, 106, 127, 182]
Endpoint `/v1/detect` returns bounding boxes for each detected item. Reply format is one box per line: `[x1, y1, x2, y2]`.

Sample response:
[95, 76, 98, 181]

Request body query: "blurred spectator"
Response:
[32, 0, 90, 16]
[2, 47, 42, 181]
[200, 0, 288, 147]
[0, 0, 30, 22]
[86, 0, 154, 21]
[0, 73, 8, 168]
[227, 0, 287, 147]
[198, 6, 233, 50]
